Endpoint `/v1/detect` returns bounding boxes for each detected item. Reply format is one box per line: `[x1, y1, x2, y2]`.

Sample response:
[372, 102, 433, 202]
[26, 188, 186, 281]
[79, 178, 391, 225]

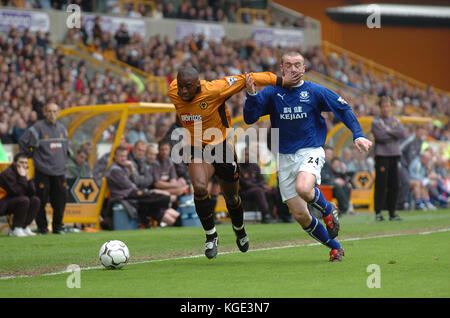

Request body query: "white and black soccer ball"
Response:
[99, 240, 130, 269]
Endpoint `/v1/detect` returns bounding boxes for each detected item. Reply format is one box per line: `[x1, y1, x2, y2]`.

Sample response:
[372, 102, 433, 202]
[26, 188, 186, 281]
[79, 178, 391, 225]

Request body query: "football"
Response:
[99, 240, 130, 269]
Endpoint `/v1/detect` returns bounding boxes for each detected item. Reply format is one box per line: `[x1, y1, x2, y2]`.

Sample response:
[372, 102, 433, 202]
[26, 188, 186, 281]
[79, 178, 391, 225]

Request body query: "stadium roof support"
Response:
[325, 4, 450, 27]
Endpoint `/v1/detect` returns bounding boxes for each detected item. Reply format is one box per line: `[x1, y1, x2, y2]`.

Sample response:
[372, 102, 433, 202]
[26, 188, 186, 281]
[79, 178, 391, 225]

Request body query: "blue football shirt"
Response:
[244, 80, 365, 154]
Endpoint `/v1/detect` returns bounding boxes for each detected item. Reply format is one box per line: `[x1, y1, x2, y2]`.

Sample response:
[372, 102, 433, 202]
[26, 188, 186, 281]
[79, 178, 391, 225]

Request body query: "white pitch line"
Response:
[1, 227, 449, 281]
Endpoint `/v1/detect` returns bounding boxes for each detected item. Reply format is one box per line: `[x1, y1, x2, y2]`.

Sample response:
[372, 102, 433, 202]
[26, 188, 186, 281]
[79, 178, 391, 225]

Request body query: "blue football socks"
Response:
[309, 187, 333, 217]
[303, 216, 341, 250]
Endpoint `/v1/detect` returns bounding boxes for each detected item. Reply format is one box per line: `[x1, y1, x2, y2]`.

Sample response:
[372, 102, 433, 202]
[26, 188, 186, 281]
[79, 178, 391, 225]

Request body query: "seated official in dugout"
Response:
[168, 66, 299, 259]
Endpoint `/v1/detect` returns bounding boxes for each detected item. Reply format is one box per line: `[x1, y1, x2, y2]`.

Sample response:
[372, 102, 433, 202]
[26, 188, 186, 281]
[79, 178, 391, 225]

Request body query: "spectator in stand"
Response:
[143, 143, 159, 192]
[409, 150, 436, 211]
[127, 140, 151, 188]
[114, 23, 130, 47]
[106, 146, 179, 228]
[187, 6, 198, 20]
[92, 16, 103, 42]
[67, 148, 92, 179]
[163, 2, 177, 19]
[427, 154, 450, 208]
[398, 125, 427, 210]
[216, 8, 227, 22]
[177, 2, 190, 19]
[341, 147, 357, 175]
[351, 147, 375, 173]
[124, 68, 145, 93]
[160, 116, 191, 185]
[145, 144, 157, 166]
[152, 140, 188, 196]
[204, 6, 215, 21]
[253, 14, 267, 26]
[128, 140, 147, 171]
[127, 120, 148, 145]
[93, 135, 128, 186]
[0, 152, 39, 237]
[321, 147, 351, 216]
[225, 3, 238, 23]
[239, 149, 277, 224]
[10, 116, 28, 144]
[153, 2, 164, 19]
[329, 157, 352, 215]
[79, 141, 94, 161]
[401, 126, 427, 169]
[0, 122, 13, 144]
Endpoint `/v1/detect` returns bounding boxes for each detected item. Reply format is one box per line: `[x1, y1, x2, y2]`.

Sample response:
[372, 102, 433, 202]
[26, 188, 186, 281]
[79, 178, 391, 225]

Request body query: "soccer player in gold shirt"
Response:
[168, 66, 299, 259]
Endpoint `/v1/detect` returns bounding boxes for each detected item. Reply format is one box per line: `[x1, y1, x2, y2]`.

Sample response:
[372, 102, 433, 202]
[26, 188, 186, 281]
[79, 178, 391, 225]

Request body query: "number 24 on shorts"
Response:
[307, 157, 319, 165]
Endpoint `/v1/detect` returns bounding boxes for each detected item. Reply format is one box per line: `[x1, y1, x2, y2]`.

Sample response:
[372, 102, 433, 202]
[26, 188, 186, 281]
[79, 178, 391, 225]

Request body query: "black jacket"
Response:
[239, 163, 266, 191]
[0, 164, 36, 200]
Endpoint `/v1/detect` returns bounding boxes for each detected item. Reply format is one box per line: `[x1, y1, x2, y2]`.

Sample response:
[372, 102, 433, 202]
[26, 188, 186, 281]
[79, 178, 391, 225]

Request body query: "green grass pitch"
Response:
[0, 209, 449, 298]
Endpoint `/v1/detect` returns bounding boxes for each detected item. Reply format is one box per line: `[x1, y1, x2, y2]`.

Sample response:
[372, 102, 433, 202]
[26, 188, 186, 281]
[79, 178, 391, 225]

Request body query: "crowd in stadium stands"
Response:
[0, 10, 449, 226]
[106, 0, 308, 28]
[3, 0, 306, 28]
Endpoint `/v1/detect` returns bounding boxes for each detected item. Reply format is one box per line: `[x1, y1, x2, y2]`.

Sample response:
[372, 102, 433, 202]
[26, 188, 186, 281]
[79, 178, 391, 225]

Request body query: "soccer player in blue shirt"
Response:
[244, 51, 372, 262]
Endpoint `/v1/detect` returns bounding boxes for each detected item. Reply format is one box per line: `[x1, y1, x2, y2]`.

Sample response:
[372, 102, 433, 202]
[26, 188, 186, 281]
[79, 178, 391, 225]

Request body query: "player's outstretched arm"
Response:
[215, 71, 301, 100]
[212, 72, 280, 99]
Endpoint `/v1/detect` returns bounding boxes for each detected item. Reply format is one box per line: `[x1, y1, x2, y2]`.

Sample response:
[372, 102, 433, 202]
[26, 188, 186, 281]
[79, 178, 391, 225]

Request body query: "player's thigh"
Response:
[277, 165, 297, 203]
[297, 147, 325, 185]
[189, 162, 215, 194]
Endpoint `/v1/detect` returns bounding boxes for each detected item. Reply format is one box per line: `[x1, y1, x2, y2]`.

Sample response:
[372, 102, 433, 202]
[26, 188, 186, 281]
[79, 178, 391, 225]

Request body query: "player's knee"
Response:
[295, 183, 311, 199]
[192, 180, 209, 198]
[193, 187, 209, 199]
[222, 191, 239, 207]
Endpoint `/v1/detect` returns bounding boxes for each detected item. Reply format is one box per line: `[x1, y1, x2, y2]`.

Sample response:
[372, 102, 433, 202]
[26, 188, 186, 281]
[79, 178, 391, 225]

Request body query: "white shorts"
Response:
[278, 147, 325, 202]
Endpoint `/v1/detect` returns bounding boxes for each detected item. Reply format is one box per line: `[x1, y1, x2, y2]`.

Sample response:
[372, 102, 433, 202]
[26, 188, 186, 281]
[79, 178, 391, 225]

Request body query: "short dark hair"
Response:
[177, 66, 199, 81]
[76, 148, 89, 156]
[378, 96, 392, 106]
[158, 139, 171, 148]
[281, 51, 303, 65]
[330, 157, 341, 165]
[114, 146, 128, 156]
[13, 152, 28, 163]
[134, 140, 147, 148]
